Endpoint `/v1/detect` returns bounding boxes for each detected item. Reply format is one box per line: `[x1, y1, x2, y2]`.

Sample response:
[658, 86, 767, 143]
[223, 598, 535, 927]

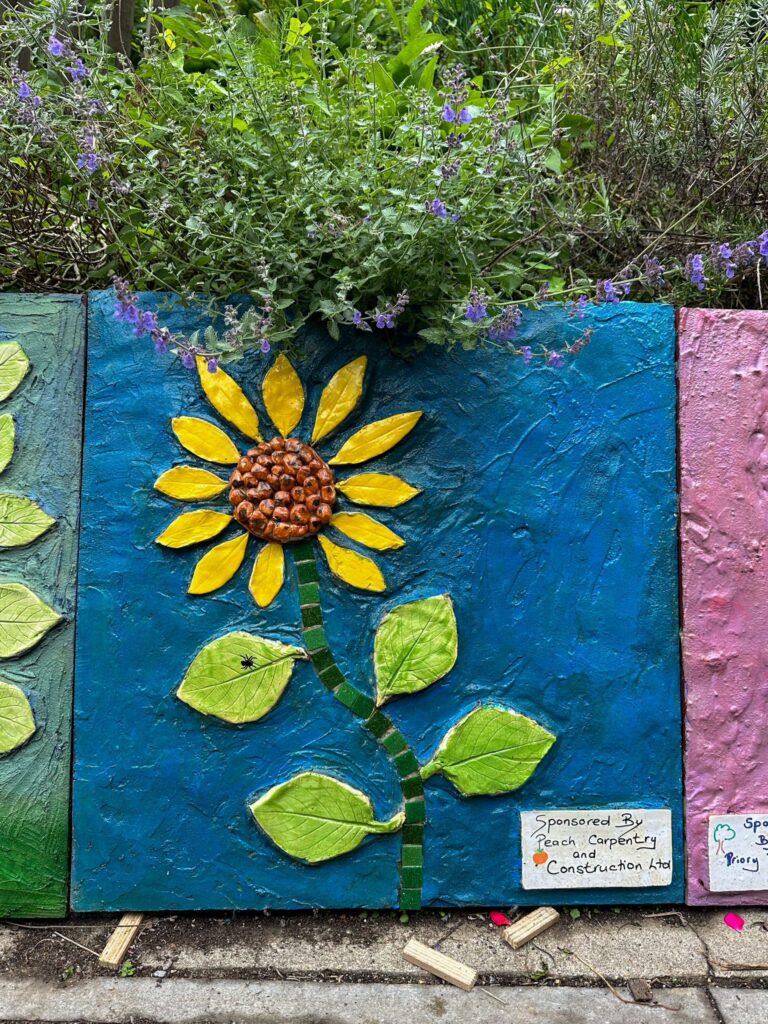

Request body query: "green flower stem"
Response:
[291, 539, 426, 911]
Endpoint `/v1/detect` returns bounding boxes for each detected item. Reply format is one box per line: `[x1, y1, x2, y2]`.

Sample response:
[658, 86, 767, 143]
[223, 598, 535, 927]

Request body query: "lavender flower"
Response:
[17, 81, 31, 101]
[458, 107, 473, 124]
[181, 352, 196, 369]
[442, 105, 456, 123]
[547, 352, 565, 368]
[686, 253, 706, 291]
[465, 287, 487, 322]
[426, 197, 448, 219]
[48, 36, 65, 57]
[260, 338, 271, 354]
[642, 256, 665, 290]
[488, 305, 522, 342]
[596, 279, 620, 304]
[352, 309, 363, 326]
[759, 231, 768, 259]
[68, 57, 89, 81]
[714, 242, 736, 280]
[576, 294, 589, 317]
[451, 212, 461, 223]
[207, 358, 218, 374]
[521, 346, 533, 366]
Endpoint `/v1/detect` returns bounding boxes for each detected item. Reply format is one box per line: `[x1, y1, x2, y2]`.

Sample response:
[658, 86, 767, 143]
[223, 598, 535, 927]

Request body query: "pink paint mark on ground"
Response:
[723, 912, 745, 932]
[680, 308, 768, 905]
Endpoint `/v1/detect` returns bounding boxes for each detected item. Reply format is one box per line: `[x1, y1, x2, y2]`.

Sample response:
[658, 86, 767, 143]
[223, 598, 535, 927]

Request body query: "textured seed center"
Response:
[228, 437, 336, 543]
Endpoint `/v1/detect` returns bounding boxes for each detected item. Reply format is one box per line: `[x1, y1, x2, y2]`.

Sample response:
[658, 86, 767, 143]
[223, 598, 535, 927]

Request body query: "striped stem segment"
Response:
[291, 539, 426, 910]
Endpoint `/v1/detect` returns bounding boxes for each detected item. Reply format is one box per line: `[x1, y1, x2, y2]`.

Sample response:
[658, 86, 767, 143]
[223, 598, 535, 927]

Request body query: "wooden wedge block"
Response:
[98, 913, 145, 969]
[503, 907, 560, 949]
[402, 938, 477, 991]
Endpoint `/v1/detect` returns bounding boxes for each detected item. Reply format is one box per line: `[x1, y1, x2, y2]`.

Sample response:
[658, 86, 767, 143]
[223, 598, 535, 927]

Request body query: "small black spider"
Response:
[241, 656, 255, 669]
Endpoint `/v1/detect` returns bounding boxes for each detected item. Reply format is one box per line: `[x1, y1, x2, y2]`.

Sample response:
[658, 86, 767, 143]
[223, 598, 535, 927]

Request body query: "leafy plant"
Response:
[2, 0, 767, 364]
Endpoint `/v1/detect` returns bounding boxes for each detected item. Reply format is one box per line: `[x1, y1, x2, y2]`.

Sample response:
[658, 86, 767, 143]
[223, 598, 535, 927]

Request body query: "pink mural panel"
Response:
[680, 307, 768, 905]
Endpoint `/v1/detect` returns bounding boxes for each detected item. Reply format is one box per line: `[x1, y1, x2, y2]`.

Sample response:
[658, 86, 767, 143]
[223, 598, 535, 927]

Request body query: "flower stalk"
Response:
[291, 539, 426, 910]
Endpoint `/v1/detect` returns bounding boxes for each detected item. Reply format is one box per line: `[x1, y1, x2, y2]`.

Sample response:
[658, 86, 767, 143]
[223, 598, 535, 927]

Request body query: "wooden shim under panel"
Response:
[98, 913, 145, 968]
[401, 939, 477, 991]
[503, 907, 560, 949]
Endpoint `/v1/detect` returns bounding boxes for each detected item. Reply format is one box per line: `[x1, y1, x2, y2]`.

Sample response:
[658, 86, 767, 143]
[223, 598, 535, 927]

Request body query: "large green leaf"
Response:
[249, 772, 404, 863]
[374, 594, 457, 705]
[0, 679, 35, 754]
[0, 343, 29, 402]
[0, 496, 55, 548]
[177, 631, 305, 724]
[0, 415, 14, 475]
[421, 705, 556, 796]
[0, 583, 62, 659]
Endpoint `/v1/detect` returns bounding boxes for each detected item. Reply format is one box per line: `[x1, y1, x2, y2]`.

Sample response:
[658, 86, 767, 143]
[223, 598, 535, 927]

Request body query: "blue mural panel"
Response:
[72, 292, 682, 909]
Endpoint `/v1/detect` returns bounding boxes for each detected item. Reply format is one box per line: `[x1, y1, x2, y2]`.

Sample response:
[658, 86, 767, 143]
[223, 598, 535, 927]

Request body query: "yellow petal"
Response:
[172, 417, 240, 465]
[262, 354, 304, 437]
[197, 357, 261, 441]
[317, 534, 385, 592]
[156, 510, 232, 548]
[329, 412, 422, 466]
[249, 541, 285, 607]
[188, 532, 249, 594]
[155, 466, 229, 501]
[336, 472, 420, 508]
[311, 356, 367, 443]
[331, 512, 404, 551]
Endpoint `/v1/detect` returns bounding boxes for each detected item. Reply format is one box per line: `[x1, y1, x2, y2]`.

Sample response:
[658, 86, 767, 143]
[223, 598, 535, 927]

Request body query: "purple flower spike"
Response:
[207, 358, 218, 374]
[352, 309, 363, 326]
[376, 314, 388, 329]
[181, 352, 196, 370]
[426, 198, 448, 219]
[451, 212, 461, 223]
[760, 231, 768, 259]
[260, 338, 271, 354]
[458, 107, 473, 124]
[521, 346, 533, 366]
[465, 302, 487, 322]
[548, 352, 565, 368]
[442, 105, 456, 123]
[48, 36, 65, 56]
[17, 81, 31, 100]
[68, 57, 89, 81]
[687, 253, 706, 291]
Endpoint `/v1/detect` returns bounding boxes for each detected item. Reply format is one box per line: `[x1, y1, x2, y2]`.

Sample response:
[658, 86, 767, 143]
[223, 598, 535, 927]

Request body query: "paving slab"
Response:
[711, 988, 768, 1024]
[0, 978, 719, 1024]
[689, 909, 768, 978]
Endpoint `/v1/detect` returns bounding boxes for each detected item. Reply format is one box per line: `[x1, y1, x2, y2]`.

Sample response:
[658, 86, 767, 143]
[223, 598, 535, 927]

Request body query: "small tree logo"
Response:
[714, 823, 736, 856]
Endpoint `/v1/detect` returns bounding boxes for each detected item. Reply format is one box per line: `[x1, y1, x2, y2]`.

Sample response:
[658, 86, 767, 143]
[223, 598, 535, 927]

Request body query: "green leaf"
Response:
[374, 594, 457, 705]
[0, 496, 55, 548]
[0, 679, 35, 754]
[177, 631, 305, 724]
[421, 705, 556, 796]
[0, 343, 29, 402]
[0, 415, 14, 475]
[250, 772, 404, 863]
[0, 583, 62, 659]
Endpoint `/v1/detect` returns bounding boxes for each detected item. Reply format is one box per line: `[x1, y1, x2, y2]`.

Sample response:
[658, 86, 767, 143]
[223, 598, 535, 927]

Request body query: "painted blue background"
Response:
[73, 291, 683, 909]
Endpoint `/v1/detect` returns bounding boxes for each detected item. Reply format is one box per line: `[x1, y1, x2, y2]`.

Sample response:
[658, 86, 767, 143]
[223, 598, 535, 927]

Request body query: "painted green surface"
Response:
[0, 295, 84, 917]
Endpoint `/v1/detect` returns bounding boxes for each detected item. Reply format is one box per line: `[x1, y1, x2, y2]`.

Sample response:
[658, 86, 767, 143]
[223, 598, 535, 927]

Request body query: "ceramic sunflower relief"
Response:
[73, 292, 685, 910]
[0, 296, 85, 917]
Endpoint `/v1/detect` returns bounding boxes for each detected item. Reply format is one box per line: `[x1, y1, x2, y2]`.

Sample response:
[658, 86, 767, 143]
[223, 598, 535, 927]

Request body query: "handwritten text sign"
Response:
[708, 815, 768, 892]
[521, 809, 673, 889]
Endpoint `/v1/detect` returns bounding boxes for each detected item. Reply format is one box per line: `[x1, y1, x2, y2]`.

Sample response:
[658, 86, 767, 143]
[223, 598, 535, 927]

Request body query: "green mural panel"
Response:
[0, 296, 85, 917]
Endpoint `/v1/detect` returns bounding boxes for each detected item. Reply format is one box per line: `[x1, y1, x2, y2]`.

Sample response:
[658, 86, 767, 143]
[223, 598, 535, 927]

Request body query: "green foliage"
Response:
[3, 1, 767, 358]
[118, 960, 137, 977]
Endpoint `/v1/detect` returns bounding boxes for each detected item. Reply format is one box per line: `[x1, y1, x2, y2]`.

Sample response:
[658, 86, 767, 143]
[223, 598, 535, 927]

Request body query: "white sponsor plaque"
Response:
[521, 809, 673, 889]
[708, 814, 768, 892]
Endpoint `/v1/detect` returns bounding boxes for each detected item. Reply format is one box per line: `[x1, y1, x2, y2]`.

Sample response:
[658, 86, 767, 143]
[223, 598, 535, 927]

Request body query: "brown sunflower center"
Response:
[228, 437, 337, 543]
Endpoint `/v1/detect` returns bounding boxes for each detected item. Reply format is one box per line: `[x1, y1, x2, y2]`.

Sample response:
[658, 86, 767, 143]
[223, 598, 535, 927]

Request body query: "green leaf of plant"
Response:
[0, 415, 14, 475]
[374, 594, 457, 705]
[0, 343, 29, 402]
[250, 772, 404, 863]
[0, 496, 55, 548]
[421, 705, 556, 796]
[0, 679, 35, 754]
[177, 631, 305, 724]
[0, 583, 62, 659]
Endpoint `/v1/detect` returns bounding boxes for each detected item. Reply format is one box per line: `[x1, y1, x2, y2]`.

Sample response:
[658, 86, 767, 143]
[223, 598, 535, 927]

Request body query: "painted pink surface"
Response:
[680, 308, 768, 905]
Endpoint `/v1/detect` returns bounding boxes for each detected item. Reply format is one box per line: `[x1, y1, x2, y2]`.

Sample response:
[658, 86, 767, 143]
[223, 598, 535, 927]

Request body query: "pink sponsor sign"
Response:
[680, 307, 768, 905]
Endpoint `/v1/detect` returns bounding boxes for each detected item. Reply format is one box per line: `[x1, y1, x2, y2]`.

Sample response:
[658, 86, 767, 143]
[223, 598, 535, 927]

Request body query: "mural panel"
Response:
[73, 292, 682, 910]
[0, 295, 85, 917]
[680, 307, 768, 905]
